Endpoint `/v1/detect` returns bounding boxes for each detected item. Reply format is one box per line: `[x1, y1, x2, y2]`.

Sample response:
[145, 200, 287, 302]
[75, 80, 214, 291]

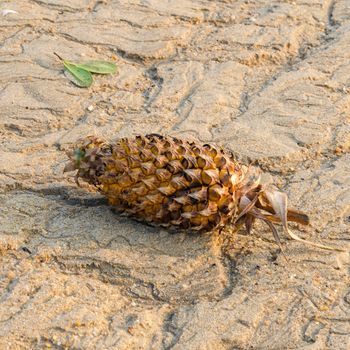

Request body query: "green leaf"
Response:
[63, 60, 93, 87]
[73, 61, 117, 74]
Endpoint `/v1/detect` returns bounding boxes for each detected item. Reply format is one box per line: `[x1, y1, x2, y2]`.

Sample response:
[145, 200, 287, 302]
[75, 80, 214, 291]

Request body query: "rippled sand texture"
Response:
[1, 1, 349, 349]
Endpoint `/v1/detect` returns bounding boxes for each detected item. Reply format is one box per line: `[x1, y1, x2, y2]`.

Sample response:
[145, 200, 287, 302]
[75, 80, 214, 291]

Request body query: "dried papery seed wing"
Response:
[251, 208, 286, 252]
[257, 193, 310, 226]
[285, 228, 344, 251]
[263, 188, 344, 251]
[264, 189, 288, 229]
[238, 171, 262, 196]
[235, 194, 259, 223]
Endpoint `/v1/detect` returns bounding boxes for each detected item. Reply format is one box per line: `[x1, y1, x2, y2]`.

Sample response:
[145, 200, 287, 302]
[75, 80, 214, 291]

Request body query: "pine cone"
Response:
[64, 134, 341, 252]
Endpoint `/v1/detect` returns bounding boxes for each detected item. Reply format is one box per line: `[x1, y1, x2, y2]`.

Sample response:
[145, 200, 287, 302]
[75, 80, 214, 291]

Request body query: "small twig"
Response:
[53, 52, 64, 61]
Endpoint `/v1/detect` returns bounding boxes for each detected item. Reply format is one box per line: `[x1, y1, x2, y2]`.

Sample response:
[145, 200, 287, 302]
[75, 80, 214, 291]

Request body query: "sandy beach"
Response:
[0, 1, 349, 349]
